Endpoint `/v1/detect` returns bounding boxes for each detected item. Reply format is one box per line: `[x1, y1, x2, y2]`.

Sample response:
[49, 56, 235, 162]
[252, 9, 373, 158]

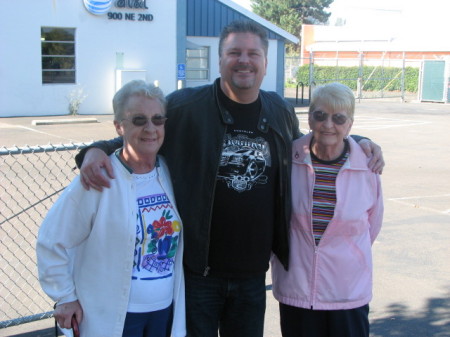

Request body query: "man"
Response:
[75, 20, 383, 337]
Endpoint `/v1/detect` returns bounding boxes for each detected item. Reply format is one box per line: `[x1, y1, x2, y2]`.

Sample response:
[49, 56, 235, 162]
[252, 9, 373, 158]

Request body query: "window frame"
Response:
[186, 46, 210, 81]
[41, 27, 76, 84]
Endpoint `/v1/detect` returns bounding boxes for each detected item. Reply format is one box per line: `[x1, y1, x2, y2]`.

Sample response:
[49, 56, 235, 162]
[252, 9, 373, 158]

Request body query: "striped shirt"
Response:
[311, 140, 349, 245]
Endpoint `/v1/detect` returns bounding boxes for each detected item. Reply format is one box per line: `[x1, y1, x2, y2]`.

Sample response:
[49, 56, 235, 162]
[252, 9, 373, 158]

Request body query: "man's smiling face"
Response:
[219, 32, 267, 102]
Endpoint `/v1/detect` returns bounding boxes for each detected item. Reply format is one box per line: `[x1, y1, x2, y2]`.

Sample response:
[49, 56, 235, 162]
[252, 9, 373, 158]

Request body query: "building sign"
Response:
[115, 0, 148, 9]
[83, 0, 153, 21]
[177, 64, 186, 80]
[83, 0, 113, 15]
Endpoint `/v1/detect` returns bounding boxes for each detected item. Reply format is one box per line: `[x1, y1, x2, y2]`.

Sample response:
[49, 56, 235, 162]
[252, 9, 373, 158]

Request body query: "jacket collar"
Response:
[293, 133, 369, 170]
[213, 78, 234, 125]
[114, 148, 160, 174]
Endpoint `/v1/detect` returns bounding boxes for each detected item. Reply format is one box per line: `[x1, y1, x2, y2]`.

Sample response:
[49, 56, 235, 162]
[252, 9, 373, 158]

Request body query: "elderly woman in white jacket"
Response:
[37, 80, 185, 337]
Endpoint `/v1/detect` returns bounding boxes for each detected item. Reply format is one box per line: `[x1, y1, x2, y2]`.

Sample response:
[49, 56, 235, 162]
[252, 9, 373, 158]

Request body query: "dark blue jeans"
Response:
[185, 272, 266, 337]
[122, 303, 173, 337]
[279, 302, 370, 337]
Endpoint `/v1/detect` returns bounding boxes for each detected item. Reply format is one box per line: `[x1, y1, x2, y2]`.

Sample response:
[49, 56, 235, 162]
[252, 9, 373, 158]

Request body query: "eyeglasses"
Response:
[312, 110, 348, 125]
[122, 115, 168, 127]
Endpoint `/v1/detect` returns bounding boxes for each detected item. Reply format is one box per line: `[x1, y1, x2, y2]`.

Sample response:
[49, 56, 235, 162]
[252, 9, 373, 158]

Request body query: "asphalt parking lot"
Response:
[1, 99, 450, 336]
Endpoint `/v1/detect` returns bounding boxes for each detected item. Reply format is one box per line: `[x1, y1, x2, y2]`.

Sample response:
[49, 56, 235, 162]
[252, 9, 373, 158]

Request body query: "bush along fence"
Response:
[285, 54, 420, 102]
[295, 64, 419, 92]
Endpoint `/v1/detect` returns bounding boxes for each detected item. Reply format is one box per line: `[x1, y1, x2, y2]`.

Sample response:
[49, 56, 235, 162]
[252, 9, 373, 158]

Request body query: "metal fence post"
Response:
[309, 52, 314, 100]
[401, 52, 406, 103]
[358, 52, 364, 101]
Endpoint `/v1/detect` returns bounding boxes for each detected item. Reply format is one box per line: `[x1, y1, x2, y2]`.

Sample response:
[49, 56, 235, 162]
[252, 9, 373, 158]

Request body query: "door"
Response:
[421, 60, 445, 102]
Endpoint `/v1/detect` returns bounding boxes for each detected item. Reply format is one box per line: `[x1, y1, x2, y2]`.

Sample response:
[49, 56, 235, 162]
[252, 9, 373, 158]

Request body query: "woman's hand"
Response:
[80, 148, 115, 191]
[358, 139, 385, 174]
[54, 300, 83, 329]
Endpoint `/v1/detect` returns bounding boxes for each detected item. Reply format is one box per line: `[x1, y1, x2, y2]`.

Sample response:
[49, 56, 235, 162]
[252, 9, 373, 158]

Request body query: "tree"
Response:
[251, 0, 333, 54]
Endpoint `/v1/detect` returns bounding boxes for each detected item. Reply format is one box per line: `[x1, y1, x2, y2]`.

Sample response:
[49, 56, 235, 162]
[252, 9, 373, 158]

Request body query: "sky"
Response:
[230, 0, 449, 39]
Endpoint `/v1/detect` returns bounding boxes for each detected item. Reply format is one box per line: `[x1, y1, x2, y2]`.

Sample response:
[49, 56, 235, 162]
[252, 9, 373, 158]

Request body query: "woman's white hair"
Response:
[309, 82, 355, 120]
[113, 80, 166, 121]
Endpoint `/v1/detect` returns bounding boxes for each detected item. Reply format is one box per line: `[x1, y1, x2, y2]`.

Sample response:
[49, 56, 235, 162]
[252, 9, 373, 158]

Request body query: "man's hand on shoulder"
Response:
[80, 148, 115, 191]
[358, 139, 384, 174]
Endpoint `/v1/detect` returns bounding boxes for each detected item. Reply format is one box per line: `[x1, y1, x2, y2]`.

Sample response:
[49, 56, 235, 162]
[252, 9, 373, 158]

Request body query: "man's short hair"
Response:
[218, 20, 269, 57]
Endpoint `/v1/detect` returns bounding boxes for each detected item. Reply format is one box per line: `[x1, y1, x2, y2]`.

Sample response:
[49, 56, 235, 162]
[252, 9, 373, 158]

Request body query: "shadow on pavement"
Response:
[370, 292, 450, 337]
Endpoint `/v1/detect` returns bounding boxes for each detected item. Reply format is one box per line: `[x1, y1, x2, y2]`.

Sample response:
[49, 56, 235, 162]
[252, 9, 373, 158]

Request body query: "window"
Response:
[41, 27, 75, 84]
[186, 46, 209, 80]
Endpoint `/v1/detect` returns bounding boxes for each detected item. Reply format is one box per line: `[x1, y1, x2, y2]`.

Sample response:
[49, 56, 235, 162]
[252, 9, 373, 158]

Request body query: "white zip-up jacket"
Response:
[272, 134, 383, 310]
[37, 154, 185, 337]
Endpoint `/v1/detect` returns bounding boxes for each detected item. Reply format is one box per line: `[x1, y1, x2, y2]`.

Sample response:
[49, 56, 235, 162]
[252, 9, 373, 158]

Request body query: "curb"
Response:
[295, 107, 309, 114]
[31, 118, 98, 126]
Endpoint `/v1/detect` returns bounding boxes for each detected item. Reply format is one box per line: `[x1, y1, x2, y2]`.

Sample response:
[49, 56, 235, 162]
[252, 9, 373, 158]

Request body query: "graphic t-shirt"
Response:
[127, 168, 181, 313]
[208, 88, 278, 277]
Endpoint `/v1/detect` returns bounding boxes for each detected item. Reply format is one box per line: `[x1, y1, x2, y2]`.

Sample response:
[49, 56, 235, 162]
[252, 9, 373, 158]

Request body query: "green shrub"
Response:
[293, 65, 419, 93]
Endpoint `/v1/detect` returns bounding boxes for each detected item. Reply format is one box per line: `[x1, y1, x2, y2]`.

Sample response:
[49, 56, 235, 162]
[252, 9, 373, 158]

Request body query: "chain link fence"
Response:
[285, 54, 421, 103]
[0, 143, 90, 330]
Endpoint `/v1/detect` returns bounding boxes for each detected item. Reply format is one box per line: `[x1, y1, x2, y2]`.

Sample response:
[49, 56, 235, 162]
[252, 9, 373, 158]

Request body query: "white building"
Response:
[0, 0, 298, 117]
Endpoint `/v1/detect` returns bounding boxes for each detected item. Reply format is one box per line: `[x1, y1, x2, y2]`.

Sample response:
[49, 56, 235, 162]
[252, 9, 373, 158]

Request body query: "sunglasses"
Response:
[312, 110, 348, 125]
[122, 115, 168, 127]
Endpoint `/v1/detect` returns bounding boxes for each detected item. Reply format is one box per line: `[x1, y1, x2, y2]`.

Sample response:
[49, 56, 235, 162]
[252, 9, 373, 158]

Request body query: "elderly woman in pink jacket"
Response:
[271, 82, 383, 337]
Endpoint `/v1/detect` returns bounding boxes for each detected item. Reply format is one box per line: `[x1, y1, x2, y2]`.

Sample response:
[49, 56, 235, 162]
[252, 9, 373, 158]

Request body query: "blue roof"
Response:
[186, 0, 288, 41]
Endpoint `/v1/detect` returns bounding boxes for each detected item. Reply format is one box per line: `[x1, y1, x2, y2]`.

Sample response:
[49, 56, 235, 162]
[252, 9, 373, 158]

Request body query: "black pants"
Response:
[279, 303, 369, 337]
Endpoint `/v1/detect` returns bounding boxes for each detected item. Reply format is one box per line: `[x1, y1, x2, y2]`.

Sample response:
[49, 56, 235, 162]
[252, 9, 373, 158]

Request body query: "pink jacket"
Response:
[272, 133, 383, 310]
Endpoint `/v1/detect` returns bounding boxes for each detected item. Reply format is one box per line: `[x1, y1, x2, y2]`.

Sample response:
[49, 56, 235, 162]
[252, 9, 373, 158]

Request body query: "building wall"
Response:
[300, 24, 450, 68]
[0, 0, 293, 117]
[0, 0, 178, 117]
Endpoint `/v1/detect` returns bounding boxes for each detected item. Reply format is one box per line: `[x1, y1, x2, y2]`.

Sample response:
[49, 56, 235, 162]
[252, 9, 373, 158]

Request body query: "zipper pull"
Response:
[203, 266, 210, 277]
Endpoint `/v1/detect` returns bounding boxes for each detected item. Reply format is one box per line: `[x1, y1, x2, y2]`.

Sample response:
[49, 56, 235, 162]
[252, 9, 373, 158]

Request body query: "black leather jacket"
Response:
[162, 79, 301, 275]
[75, 78, 301, 275]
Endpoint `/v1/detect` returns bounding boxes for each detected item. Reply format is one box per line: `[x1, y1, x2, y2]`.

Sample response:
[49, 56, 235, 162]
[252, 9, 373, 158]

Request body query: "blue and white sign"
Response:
[83, 0, 113, 15]
[177, 64, 186, 80]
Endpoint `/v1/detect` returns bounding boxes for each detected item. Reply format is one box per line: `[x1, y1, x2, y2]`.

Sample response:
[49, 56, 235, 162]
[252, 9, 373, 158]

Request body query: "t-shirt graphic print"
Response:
[218, 133, 271, 193]
[134, 192, 180, 279]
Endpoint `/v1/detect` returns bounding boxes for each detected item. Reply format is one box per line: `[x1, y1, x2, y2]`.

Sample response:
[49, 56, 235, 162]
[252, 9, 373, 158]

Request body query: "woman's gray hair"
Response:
[309, 82, 355, 120]
[113, 80, 166, 121]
